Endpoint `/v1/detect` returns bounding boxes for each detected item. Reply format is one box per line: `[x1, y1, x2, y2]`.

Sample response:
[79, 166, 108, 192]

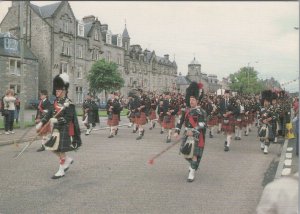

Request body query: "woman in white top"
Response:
[3, 89, 16, 134]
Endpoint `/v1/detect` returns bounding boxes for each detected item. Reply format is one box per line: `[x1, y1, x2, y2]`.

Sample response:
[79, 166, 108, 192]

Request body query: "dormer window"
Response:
[4, 38, 18, 50]
[106, 30, 112, 45]
[78, 23, 84, 37]
[117, 34, 122, 47]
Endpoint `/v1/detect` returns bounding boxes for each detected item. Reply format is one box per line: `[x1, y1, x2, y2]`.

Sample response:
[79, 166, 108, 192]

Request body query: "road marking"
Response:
[282, 168, 291, 176]
[284, 159, 292, 166]
[287, 147, 293, 152]
[285, 153, 292, 159]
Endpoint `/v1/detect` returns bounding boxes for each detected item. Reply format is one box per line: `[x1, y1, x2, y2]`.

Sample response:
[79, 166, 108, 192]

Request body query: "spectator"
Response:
[14, 94, 20, 124]
[256, 172, 298, 214]
[3, 89, 16, 134]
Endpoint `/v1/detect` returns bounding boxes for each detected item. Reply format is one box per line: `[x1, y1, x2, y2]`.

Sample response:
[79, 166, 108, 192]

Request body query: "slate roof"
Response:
[122, 26, 130, 38]
[30, 2, 62, 18]
[0, 33, 37, 60]
[156, 56, 174, 66]
[84, 22, 93, 37]
[176, 75, 191, 85]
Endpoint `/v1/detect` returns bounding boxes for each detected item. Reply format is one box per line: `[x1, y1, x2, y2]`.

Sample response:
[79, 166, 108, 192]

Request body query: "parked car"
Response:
[98, 101, 107, 110]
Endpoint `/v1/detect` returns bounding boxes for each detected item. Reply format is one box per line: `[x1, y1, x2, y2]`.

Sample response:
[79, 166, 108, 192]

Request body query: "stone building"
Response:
[176, 57, 221, 95]
[0, 1, 177, 104]
[0, 32, 38, 107]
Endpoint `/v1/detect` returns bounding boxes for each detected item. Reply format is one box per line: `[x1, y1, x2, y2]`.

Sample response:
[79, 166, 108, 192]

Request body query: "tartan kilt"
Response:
[149, 111, 157, 120]
[207, 115, 218, 126]
[162, 115, 175, 129]
[136, 112, 147, 125]
[107, 114, 119, 126]
[248, 113, 255, 123]
[235, 117, 243, 128]
[221, 116, 235, 133]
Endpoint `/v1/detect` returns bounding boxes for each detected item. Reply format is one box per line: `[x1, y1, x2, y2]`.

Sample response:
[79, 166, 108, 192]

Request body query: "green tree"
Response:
[87, 59, 124, 97]
[229, 66, 264, 94]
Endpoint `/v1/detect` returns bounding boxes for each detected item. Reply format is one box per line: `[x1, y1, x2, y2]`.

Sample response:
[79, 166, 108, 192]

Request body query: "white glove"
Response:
[35, 122, 43, 130]
[64, 102, 70, 108]
[198, 122, 205, 128]
[50, 118, 58, 124]
[42, 110, 48, 113]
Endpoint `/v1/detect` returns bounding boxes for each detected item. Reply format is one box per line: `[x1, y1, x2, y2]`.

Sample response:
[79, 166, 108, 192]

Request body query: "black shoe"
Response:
[224, 141, 227, 146]
[115, 128, 118, 135]
[51, 174, 64, 179]
[224, 146, 229, 152]
[108, 135, 114, 138]
[166, 137, 171, 143]
[234, 136, 238, 140]
[153, 123, 156, 128]
[136, 135, 143, 140]
[141, 130, 145, 136]
[160, 130, 164, 134]
[238, 137, 241, 140]
[36, 146, 45, 152]
[149, 127, 153, 130]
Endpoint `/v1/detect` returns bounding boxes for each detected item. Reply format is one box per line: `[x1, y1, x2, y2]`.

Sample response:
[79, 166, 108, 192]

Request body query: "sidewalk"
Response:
[0, 115, 130, 146]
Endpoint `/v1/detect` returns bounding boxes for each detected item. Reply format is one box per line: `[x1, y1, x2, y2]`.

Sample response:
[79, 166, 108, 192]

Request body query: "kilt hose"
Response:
[107, 114, 120, 126]
[162, 115, 175, 129]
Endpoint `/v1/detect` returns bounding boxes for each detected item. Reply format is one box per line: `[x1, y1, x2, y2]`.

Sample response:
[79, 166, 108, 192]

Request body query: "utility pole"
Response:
[19, 1, 25, 129]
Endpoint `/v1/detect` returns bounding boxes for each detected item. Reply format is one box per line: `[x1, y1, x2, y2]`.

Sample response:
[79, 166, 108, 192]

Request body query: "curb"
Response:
[274, 138, 289, 179]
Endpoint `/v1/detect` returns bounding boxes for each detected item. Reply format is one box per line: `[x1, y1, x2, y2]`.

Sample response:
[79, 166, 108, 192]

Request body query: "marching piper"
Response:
[174, 82, 207, 182]
[36, 73, 82, 179]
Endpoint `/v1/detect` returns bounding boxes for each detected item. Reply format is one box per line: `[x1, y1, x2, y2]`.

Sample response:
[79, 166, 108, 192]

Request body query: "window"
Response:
[62, 41, 70, 56]
[117, 54, 121, 65]
[77, 66, 83, 79]
[94, 30, 99, 41]
[60, 62, 68, 74]
[10, 84, 21, 94]
[5, 38, 18, 50]
[106, 31, 111, 44]
[63, 20, 69, 33]
[76, 86, 83, 104]
[78, 23, 84, 37]
[117, 34, 122, 47]
[106, 51, 111, 62]
[9, 59, 21, 75]
[77, 45, 83, 58]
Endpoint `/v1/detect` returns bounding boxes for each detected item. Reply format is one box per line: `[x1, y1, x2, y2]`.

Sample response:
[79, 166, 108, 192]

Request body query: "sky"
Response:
[0, 1, 299, 92]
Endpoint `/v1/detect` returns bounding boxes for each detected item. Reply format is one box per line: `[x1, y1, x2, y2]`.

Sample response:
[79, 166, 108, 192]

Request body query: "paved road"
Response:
[0, 117, 285, 214]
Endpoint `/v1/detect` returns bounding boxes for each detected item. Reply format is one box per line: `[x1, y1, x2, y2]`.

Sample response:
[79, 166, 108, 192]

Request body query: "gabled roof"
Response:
[30, 2, 62, 18]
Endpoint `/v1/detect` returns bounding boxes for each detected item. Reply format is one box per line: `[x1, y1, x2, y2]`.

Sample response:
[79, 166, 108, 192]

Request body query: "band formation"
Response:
[33, 73, 293, 182]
